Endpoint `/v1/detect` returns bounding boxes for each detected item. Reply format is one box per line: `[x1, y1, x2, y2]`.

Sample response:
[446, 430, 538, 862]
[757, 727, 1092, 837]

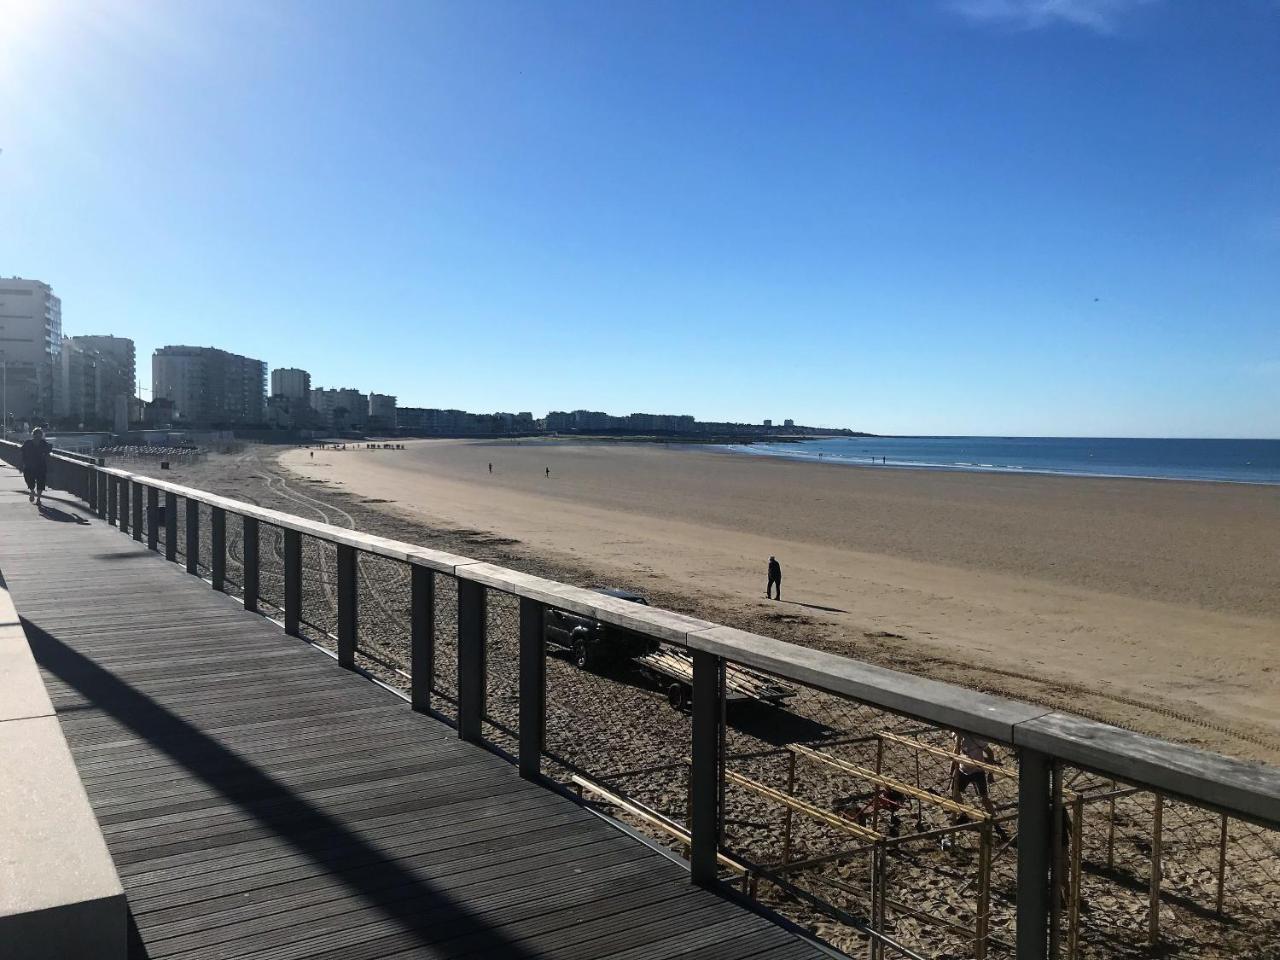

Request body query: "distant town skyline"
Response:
[0, 277, 875, 435]
[2, 1, 1276, 438]
[0, 274, 1267, 439]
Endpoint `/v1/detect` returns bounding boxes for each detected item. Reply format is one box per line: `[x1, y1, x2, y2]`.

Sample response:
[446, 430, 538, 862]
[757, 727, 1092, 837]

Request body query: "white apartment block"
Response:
[271, 368, 312, 405]
[71, 335, 136, 398]
[367, 393, 397, 429]
[0, 277, 62, 425]
[311, 387, 366, 429]
[58, 336, 136, 428]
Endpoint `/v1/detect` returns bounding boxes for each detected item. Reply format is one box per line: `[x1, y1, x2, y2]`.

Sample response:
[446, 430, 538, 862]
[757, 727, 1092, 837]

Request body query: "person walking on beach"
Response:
[950, 732, 1004, 824]
[20, 427, 52, 506]
[766, 556, 782, 600]
[488, 462, 492, 474]
[937, 731, 1008, 849]
[545, 466, 550, 478]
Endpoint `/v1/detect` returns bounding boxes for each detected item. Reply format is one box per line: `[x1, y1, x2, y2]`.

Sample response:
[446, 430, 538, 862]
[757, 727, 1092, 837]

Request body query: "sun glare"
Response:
[0, 0, 56, 66]
[0, 0, 49, 28]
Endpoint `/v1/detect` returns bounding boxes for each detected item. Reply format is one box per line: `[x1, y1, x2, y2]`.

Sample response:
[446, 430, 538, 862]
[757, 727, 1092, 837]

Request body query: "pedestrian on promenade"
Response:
[766, 556, 782, 600]
[21, 427, 52, 506]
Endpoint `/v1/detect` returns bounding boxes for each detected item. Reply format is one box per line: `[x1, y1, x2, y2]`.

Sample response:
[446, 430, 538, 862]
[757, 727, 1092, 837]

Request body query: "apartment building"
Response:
[0, 277, 62, 425]
[152, 345, 267, 425]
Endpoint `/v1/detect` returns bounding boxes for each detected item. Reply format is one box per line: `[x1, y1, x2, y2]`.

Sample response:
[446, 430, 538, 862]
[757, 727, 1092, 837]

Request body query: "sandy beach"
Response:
[276, 438, 1280, 762]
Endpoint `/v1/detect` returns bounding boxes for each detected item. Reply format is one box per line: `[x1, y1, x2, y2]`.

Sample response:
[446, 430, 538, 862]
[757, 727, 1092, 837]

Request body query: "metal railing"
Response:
[4, 439, 1277, 960]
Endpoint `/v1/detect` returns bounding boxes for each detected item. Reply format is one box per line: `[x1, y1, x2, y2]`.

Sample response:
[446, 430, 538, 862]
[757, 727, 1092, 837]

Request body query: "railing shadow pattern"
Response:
[20, 618, 551, 960]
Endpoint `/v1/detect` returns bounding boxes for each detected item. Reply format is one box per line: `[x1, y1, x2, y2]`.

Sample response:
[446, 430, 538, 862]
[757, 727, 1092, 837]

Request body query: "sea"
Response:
[719, 437, 1280, 485]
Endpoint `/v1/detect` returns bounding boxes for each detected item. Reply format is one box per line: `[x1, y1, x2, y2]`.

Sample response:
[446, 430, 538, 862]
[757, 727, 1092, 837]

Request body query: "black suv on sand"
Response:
[543, 588, 659, 670]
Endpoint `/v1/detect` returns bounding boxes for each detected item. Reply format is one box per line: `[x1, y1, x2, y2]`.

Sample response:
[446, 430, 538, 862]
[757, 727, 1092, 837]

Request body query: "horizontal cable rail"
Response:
[4, 438, 1278, 960]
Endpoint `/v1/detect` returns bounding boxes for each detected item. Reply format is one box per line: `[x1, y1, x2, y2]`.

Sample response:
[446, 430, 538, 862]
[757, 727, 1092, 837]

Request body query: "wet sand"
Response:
[279, 439, 1280, 762]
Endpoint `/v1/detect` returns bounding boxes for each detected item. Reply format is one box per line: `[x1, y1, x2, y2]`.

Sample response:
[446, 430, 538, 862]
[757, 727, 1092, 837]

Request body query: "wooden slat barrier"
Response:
[789, 743, 988, 822]
[878, 729, 1008, 778]
[3, 438, 1278, 960]
[724, 769, 882, 844]
[571, 775, 748, 875]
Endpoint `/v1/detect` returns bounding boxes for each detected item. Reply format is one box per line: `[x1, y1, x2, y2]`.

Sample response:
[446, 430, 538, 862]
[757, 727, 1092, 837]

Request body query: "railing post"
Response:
[146, 487, 159, 551]
[1215, 813, 1229, 916]
[1017, 748, 1053, 960]
[130, 481, 143, 542]
[518, 597, 545, 780]
[284, 529, 302, 636]
[211, 507, 226, 591]
[88, 467, 97, 514]
[1050, 766, 1064, 959]
[96, 461, 106, 518]
[337, 543, 357, 667]
[410, 565, 435, 714]
[118, 479, 129, 534]
[164, 492, 177, 562]
[1149, 794, 1163, 946]
[185, 500, 199, 575]
[456, 578, 486, 743]
[242, 517, 260, 613]
[690, 650, 723, 887]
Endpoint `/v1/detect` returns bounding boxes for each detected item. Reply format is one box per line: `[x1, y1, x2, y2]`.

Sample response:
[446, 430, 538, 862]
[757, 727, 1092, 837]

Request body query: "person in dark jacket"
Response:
[766, 556, 782, 600]
[21, 427, 52, 505]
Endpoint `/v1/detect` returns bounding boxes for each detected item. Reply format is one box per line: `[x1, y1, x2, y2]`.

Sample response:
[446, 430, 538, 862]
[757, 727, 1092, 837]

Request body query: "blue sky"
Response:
[1, 0, 1276, 437]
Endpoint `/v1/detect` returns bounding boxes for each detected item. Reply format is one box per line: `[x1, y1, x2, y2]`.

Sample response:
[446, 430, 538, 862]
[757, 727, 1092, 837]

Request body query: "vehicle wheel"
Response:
[573, 640, 591, 671]
[668, 683, 688, 711]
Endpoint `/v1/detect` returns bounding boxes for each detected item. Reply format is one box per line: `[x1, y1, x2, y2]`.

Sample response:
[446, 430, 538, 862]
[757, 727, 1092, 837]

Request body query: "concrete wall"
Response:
[0, 572, 125, 959]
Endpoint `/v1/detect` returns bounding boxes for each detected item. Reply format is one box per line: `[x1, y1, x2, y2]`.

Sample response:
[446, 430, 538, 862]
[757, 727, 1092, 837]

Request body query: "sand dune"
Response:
[280, 439, 1280, 762]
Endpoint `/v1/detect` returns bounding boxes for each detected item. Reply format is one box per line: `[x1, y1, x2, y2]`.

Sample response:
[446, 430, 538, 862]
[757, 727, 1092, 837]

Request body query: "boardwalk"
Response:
[0, 485, 825, 960]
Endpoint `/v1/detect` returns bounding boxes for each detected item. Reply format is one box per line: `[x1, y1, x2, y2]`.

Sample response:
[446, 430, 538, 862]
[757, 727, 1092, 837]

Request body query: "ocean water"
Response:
[720, 437, 1280, 485]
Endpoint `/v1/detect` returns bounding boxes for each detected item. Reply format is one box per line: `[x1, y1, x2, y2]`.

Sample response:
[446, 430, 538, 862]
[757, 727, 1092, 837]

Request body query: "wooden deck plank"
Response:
[141, 832, 642, 941]
[127, 806, 592, 913]
[0, 485, 826, 959]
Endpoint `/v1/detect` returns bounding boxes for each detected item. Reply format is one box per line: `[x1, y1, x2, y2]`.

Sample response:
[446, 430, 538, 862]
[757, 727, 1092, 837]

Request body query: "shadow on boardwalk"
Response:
[25, 618, 547, 960]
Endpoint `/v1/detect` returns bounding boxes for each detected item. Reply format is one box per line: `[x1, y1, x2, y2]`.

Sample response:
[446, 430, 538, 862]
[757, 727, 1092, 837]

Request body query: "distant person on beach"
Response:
[488, 462, 492, 474]
[766, 556, 782, 600]
[545, 467, 550, 478]
[20, 427, 52, 506]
